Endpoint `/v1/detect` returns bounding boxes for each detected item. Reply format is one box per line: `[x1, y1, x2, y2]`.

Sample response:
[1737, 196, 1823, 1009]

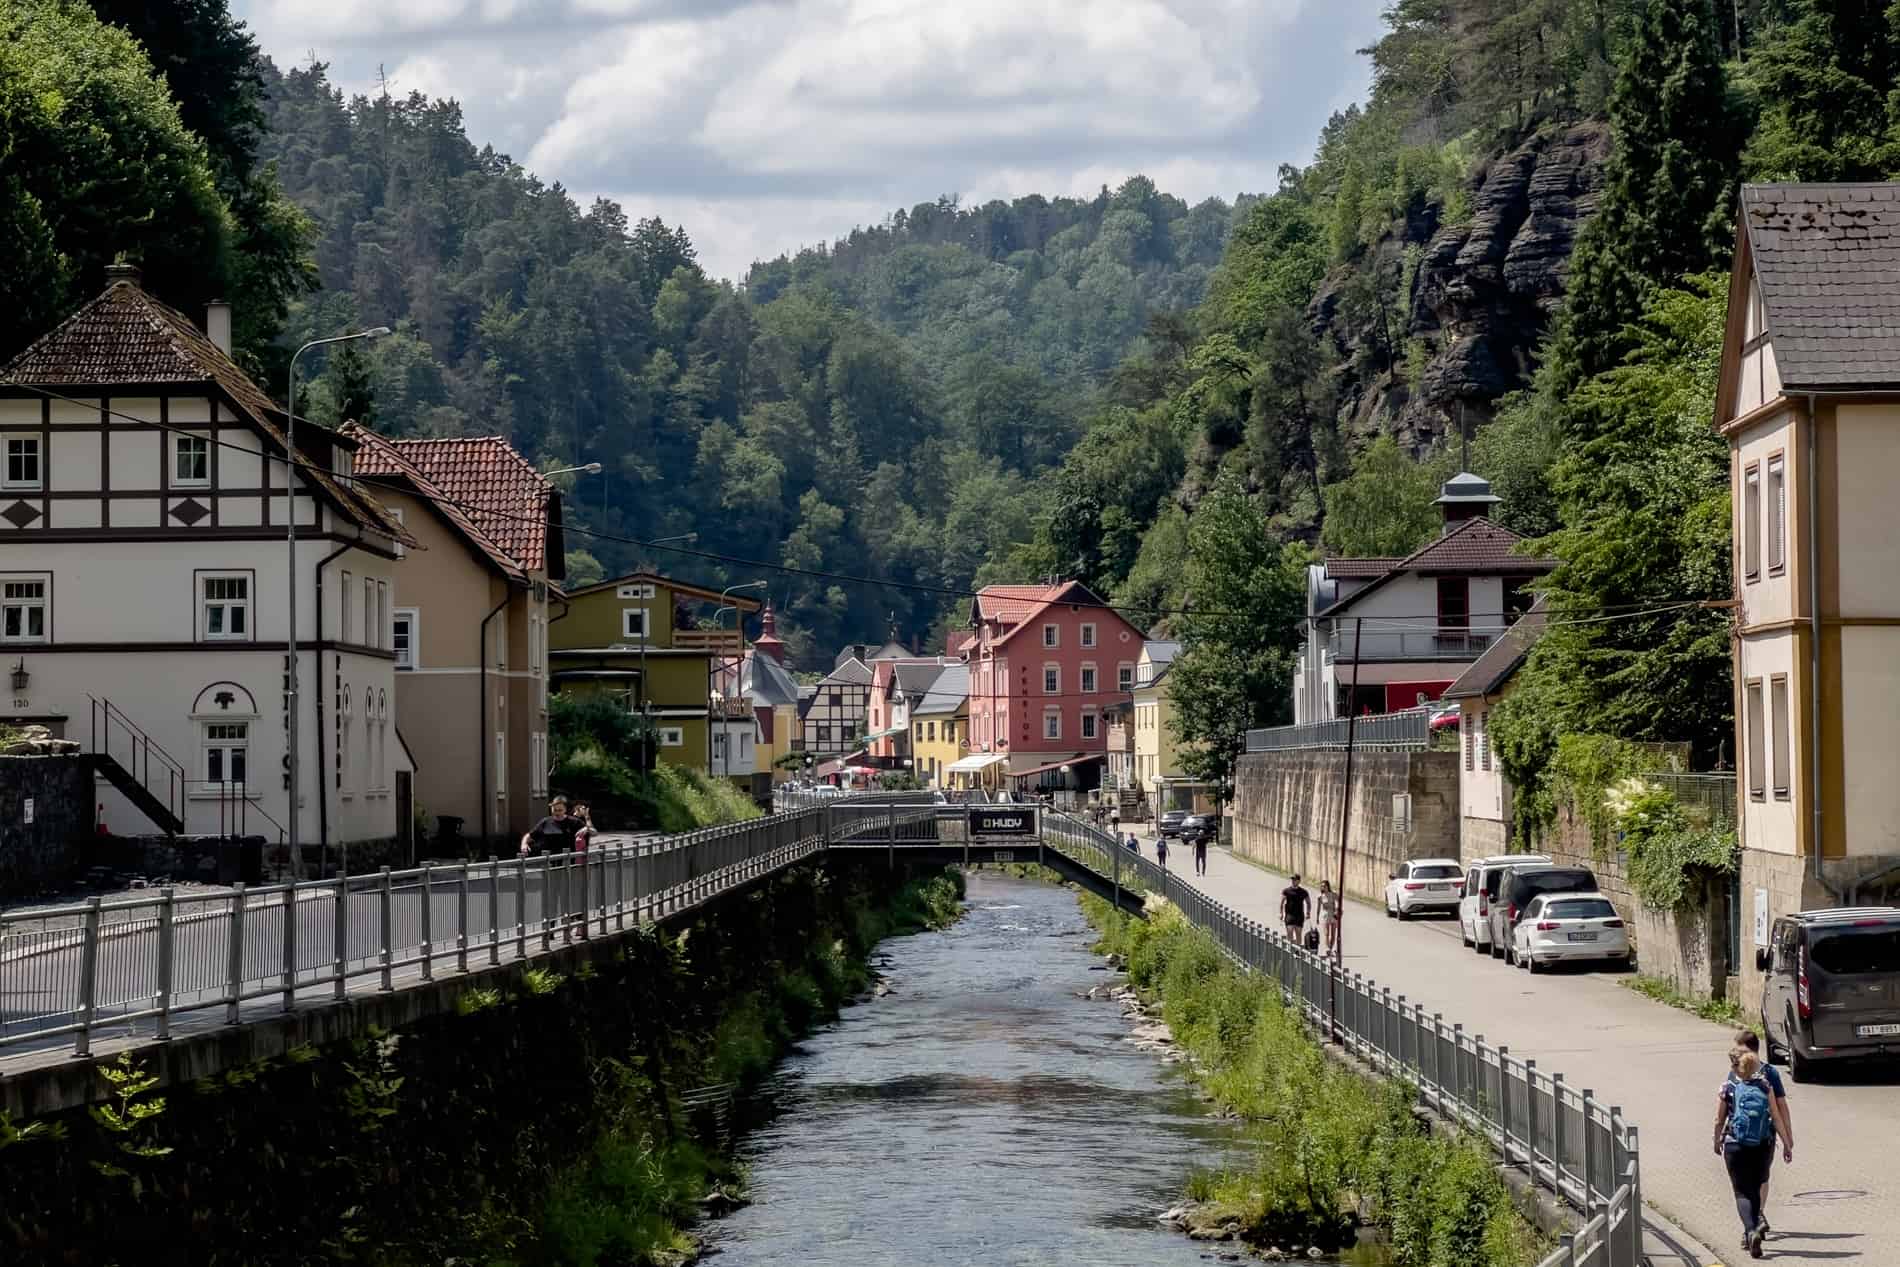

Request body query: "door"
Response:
[396, 770, 414, 865]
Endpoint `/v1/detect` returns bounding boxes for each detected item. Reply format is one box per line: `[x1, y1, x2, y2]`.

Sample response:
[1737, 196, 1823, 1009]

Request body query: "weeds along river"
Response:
[704, 870, 1246, 1266]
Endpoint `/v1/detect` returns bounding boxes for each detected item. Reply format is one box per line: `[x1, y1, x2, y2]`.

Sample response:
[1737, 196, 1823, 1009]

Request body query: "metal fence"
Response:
[1245, 705, 1432, 753]
[1651, 771, 1737, 831]
[1041, 809, 1643, 1267]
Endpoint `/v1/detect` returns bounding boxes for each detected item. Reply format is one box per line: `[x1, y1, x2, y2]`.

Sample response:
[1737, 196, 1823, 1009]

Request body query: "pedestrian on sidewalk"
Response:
[1318, 880, 1340, 956]
[1280, 874, 1310, 944]
[1731, 1031, 1793, 1238]
[1714, 1048, 1792, 1258]
[1124, 832, 1140, 855]
[521, 795, 572, 856]
[1192, 832, 1208, 877]
[1155, 836, 1169, 870]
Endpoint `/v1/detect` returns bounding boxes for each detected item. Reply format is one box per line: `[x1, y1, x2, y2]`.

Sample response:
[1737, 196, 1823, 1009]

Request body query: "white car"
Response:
[1383, 858, 1464, 919]
[1460, 854, 1552, 952]
[1511, 893, 1631, 972]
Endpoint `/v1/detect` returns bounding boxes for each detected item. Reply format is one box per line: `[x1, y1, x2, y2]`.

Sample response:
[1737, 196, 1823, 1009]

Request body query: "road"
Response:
[1154, 834, 1891, 1266]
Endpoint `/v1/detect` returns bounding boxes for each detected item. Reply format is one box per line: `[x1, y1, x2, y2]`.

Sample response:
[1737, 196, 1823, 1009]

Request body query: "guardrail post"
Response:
[1496, 1045, 1513, 1164]
[457, 862, 471, 972]
[1452, 1022, 1467, 1111]
[155, 886, 176, 1040]
[488, 857, 501, 966]
[1624, 1125, 1642, 1267]
[378, 867, 394, 991]
[225, 884, 246, 1024]
[419, 863, 434, 980]
[1556, 1233, 1576, 1267]
[334, 874, 350, 999]
[1580, 1088, 1599, 1214]
[614, 840, 626, 931]
[73, 897, 102, 1056]
[543, 855, 558, 949]
[1551, 1070, 1568, 1197]
[281, 878, 298, 1012]
[516, 854, 528, 958]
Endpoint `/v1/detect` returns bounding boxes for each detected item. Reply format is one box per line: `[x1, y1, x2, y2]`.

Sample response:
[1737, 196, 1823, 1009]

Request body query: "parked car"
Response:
[1383, 858, 1464, 919]
[1489, 866, 1600, 963]
[1460, 855, 1551, 953]
[1158, 810, 1188, 839]
[1758, 907, 1900, 1081]
[1179, 813, 1221, 846]
[1511, 893, 1629, 972]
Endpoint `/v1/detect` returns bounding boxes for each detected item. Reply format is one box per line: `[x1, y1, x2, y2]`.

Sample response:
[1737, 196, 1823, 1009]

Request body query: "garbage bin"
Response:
[434, 815, 465, 854]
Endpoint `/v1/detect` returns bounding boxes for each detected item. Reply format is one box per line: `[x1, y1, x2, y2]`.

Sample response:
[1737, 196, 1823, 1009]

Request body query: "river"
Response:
[703, 870, 1247, 1266]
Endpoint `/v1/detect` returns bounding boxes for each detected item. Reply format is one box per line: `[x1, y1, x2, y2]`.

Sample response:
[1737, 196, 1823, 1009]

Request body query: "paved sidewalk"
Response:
[1143, 837, 1885, 1266]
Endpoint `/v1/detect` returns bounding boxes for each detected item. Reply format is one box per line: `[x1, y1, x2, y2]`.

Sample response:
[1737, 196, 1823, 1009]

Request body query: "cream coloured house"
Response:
[1130, 640, 1184, 806]
[1442, 600, 1545, 859]
[1716, 183, 1900, 1000]
[0, 266, 412, 859]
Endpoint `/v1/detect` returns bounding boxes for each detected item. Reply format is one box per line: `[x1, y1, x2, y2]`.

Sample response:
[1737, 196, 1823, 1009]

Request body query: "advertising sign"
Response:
[968, 806, 1038, 838]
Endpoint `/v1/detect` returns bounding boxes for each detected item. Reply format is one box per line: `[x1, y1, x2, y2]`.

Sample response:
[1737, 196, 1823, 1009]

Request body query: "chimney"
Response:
[104, 261, 141, 287]
[1432, 471, 1501, 534]
[205, 301, 232, 355]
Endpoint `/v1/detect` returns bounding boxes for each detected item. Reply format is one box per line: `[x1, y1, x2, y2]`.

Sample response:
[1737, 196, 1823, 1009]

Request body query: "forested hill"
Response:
[246, 57, 1245, 664]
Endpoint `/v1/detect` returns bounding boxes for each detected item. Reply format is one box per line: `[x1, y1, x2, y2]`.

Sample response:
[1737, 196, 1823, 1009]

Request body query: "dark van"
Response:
[1490, 866, 1599, 966]
[1758, 907, 1900, 1080]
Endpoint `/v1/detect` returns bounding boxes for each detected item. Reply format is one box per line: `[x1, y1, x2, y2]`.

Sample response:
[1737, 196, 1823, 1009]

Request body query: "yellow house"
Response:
[549, 572, 761, 772]
[1131, 640, 1185, 806]
[908, 663, 968, 787]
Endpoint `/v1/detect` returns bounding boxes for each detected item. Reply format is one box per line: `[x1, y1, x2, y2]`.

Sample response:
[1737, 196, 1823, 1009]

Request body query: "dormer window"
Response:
[174, 434, 210, 486]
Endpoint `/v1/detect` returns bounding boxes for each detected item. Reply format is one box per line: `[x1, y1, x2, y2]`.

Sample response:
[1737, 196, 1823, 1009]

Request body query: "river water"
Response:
[703, 871, 1246, 1266]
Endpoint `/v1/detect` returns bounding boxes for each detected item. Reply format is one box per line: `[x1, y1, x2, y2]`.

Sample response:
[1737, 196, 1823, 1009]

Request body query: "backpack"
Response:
[1303, 927, 1320, 953]
[1728, 1076, 1775, 1147]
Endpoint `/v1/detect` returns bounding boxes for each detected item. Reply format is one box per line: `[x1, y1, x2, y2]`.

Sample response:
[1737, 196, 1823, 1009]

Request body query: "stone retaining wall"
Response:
[0, 756, 92, 897]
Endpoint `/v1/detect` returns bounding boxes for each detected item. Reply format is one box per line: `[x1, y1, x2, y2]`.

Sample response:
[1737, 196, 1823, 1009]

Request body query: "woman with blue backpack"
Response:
[1713, 1048, 1793, 1258]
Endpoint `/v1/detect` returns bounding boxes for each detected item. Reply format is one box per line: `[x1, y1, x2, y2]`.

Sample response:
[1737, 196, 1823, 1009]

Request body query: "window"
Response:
[623, 608, 649, 639]
[658, 726, 685, 747]
[3, 436, 40, 489]
[393, 609, 417, 670]
[616, 582, 657, 599]
[945, 721, 956, 744]
[1766, 456, 1785, 573]
[529, 613, 543, 673]
[1042, 624, 1058, 648]
[1745, 679, 1766, 800]
[341, 571, 353, 639]
[1081, 712, 1098, 739]
[1043, 710, 1061, 740]
[174, 434, 210, 486]
[927, 721, 937, 741]
[1770, 674, 1791, 799]
[1, 578, 47, 643]
[1503, 577, 1534, 621]
[1043, 665, 1059, 694]
[337, 674, 351, 792]
[1743, 464, 1761, 579]
[204, 722, 248, 785]
[201, 574, 250, 640]
[390, 507, 405, 559]
[1081, 664, 1098, 693]
[1118, 664, 1134, 692]
[1437, 577, 1469, 629]
[363, 577, 374, 647]
[377, 581, 389, 649]
[1478, 710, 1490, 772]
[1080, 623, 1096, 648]
[1464, 713, 1475, 771]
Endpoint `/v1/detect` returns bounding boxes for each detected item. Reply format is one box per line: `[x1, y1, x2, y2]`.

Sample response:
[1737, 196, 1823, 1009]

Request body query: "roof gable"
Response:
[345, 426, 526, 581]
[1738, 183, 1900, 392]
[981, 580, 1143, 650]
[353, 434, 557, 576]
[912, 663, 970, 715]
[1317, 518, 1555, 618]
[566, 570, 766, 609]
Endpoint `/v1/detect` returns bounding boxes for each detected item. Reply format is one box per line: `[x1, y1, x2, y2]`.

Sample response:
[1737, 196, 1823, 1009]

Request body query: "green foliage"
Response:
[1741, 0, 1900, 181]
[87, 1055, 172, 1182]
[1319, 435, 1448, 557]
[1550, 734, 1662, 850]
[1606, 777, 1739, 910]
[1623, 973, 1756, 1030]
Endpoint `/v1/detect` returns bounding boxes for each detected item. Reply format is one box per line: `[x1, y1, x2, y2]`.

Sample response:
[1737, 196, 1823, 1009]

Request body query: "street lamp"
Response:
[286, 326, 389, 875]
[543, 462, 602, 478]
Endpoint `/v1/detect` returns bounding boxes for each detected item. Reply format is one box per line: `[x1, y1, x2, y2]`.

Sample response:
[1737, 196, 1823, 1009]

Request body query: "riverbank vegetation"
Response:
[549, 693, 762, 832]
[1083, 897, 1542, 1267]
[0, 866, 964, 1267]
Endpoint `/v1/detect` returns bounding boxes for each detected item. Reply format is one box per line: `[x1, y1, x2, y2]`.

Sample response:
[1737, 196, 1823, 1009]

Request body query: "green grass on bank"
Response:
[1084, 895, 1544, 1266]
[1621, 972, 1757, 1035]
[555, 750, 764, 833]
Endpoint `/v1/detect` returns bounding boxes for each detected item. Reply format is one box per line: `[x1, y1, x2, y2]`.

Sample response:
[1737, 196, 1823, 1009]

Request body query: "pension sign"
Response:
[968, 807, 1037, 837]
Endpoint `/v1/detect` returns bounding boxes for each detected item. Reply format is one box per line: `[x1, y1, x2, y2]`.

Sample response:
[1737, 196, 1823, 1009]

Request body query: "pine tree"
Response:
[1551, 0, 1746, 397]
[1743, 0, 1900, 180]
[330, 341, 377, 427]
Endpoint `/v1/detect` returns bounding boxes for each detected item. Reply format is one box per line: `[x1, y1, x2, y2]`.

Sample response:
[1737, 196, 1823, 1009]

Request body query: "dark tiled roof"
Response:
[1741, 183, 1900, 390]
[356, 435, 555, 574]
[1317, 518, 1554, 618]
[1444, 599, 1548, 699]
[1323, 557, 1404, 579]
[0, 276, 406, 540]
[911, 663, 970, 715]
[892, 660, 952, 696]
[742, 651, 803, 708]
[823, 658, 873, 687]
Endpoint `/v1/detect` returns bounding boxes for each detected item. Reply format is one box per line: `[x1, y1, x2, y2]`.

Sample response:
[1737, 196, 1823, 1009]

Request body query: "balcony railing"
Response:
[1326, 624, 1508, 663]
[1246, 705, 1431, 753]
[673, 628, 744, 656]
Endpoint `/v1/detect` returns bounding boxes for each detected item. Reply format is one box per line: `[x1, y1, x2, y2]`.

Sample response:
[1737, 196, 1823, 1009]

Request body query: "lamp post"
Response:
[286, 327, 389, 875]
[542, 462, 602, 478]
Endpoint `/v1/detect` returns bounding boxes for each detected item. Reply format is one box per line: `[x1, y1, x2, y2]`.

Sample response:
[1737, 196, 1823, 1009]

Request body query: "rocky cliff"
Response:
[1320, 121, 1611, 454]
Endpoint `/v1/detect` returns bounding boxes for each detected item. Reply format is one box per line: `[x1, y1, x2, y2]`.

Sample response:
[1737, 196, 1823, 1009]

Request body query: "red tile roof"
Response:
[973, 583, 1070, 627]
[0, 273, 407, 541]
[345, 426, 527, 580]
[353, 434, 556, 574]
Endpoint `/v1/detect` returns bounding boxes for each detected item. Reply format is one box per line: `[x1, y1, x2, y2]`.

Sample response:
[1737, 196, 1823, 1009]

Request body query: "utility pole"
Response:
[1329, 616, 1363, 1041]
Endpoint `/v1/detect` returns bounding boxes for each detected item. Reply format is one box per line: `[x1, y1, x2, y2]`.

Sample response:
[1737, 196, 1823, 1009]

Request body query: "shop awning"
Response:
[1008, 753, 1104, 778]
[947, 753, 1006, 773]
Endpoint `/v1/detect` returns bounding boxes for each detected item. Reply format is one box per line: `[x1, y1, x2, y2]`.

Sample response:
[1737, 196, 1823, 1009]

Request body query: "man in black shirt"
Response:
[521, 795, 577, 855]
[1281, 874, 1311, 943]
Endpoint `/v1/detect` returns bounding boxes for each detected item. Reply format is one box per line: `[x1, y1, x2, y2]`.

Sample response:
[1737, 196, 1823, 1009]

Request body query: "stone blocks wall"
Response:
[1460, 815, 1508, 861]
[1232, 749, 1460, 902]
[0, 755, 92, 897]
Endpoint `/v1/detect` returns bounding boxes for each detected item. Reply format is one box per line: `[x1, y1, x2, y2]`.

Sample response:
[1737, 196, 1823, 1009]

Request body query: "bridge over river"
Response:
[0, 793, 1644, 1267]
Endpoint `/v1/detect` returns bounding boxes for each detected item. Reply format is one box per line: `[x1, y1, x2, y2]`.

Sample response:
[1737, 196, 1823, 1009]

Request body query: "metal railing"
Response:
[1651, 771, 1737, 831]
[1246, 705, 1432, 753]
[1326, 624, 1509, 662]
[87, 695, 186, 829]
[1040, 810, 1643, 1267]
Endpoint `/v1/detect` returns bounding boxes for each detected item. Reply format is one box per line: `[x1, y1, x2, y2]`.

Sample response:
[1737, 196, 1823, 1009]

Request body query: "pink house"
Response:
[965, 581, 1147, 789]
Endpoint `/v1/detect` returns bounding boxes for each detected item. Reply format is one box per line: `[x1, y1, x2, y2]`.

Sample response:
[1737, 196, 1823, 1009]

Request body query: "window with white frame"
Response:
[341, 571, 353, 638]
[201, 574, 251, 640]
[393, 609, 417, 669]
[1043, 664, 1059, 694]
[1080, 623, 1096, 648]
[659, 726, 685, 747]
[1081, 711, 1098, 739]
[1043, 710, 1061, 740]
[1743, 464, 1761, 580]
[1, 577, 48, 643]
[362, 576, 374, 647]
[623, 608, 649, 639]
[530, 612, 543, 673]
[173, 434, 210, 486]
[3, 436, 40, 489]
[1042, 623, 1058, 648]
[377, 581, 389, 649]
[1118, 663, 1134, 691]
[1766, 455, 1786, 574]
[1080, 664, 1097, 693]
[203, 722, 248, 786]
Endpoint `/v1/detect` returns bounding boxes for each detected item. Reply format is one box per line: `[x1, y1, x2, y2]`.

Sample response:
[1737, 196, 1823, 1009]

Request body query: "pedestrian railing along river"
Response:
[1245, 705, 1432, 753]
[1041, 811, 1643, 1267]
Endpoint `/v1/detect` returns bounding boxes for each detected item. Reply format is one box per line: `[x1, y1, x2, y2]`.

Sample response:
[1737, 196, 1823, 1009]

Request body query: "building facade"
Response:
[1716, 183, 1900, 1002]
[348, 429, 563, 848]
[1442, 602, 1546, 860]
[0, 267, 411, 860]
[1130, 641, 1183, 803]
[908, 663, 968, 787]
[800, 653, 872, 760]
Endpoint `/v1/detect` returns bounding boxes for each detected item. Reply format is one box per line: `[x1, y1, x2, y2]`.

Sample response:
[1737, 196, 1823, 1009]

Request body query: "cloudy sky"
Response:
[235, 0, 1387, 280]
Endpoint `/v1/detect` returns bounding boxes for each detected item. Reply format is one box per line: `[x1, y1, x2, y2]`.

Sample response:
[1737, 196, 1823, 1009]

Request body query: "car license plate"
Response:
[1856, 1023, 1900, 1037]
[1567, 932, 1598, 942]
[1429, 884, 1452, 892]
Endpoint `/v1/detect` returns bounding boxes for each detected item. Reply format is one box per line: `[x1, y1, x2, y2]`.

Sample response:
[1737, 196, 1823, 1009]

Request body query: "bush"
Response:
[1606, 777, 1737, 910]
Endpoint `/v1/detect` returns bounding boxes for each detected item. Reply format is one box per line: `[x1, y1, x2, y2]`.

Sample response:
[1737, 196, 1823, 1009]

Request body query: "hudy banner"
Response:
[968, 806, 1038, 837]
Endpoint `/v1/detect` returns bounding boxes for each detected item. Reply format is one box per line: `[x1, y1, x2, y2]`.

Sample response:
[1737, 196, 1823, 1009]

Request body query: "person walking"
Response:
[1318, 879, 1340, 956]
[1714, 1048, 1792, 1258]
[1280, 874, 1310, 944]
[1192, 831, 1208, 877]
[1155, 835, 1169, 870]
[1731, 1031, 1793, 1237]
[1124, 832, 1140, 855]
[521, 795, 573, 856]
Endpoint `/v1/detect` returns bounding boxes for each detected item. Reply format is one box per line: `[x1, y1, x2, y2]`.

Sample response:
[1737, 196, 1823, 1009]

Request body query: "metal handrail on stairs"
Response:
[87, 696, 187, 834]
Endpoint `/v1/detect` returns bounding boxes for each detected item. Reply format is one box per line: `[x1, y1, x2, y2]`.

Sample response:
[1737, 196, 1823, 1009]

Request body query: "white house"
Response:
[0, 266, 412, 860]
[1441, 600, 1547, 859]
[1293, 473, 1554, 723]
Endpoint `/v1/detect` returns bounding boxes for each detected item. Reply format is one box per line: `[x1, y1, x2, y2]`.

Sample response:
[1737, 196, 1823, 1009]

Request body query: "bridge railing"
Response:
[1040, 810, 1642, 1267]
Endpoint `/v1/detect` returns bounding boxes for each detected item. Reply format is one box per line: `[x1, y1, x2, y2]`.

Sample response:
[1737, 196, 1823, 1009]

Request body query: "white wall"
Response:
[1841, 626, 1900, 857]
[1457, 697, 1507, 824]
[1835, 404, 1900, 616]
